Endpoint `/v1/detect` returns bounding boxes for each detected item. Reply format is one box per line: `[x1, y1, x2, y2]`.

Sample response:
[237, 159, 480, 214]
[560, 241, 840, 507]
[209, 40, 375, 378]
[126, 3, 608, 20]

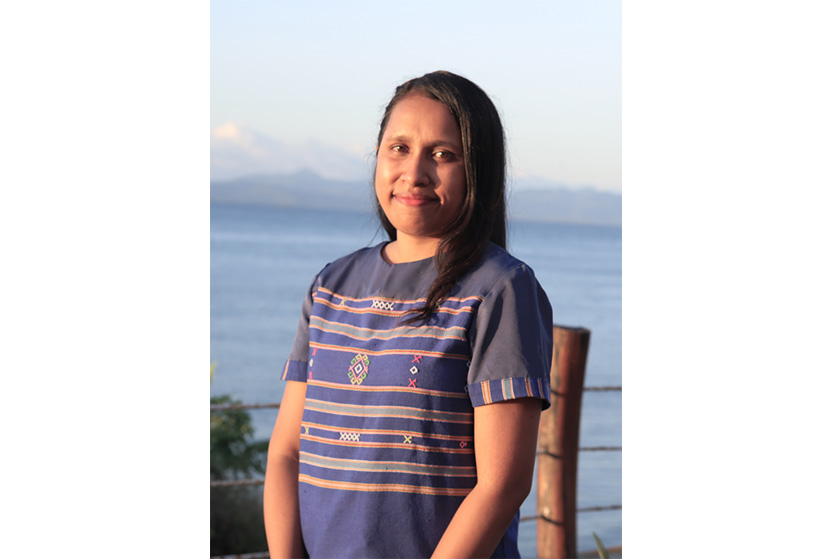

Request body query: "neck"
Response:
[382, 235, 440, 264]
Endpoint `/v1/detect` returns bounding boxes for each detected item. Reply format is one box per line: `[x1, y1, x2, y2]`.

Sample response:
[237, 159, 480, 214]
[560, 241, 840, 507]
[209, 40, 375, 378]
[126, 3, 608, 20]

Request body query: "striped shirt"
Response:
[282, 242, 552, 558]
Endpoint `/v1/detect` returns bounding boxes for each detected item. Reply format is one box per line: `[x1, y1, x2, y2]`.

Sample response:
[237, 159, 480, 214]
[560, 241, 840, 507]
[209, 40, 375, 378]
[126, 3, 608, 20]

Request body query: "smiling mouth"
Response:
[393, 193, 439, 207]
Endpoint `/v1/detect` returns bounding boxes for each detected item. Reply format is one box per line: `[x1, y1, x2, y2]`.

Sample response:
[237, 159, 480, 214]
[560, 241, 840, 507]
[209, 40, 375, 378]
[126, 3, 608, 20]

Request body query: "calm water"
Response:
[210, 202, 622, 556]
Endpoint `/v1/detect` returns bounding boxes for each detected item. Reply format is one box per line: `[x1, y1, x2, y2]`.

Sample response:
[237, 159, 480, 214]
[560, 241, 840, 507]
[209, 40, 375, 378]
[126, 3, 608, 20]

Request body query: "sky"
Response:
[8, 4, 840, 557]
[210, 0, 621, 192]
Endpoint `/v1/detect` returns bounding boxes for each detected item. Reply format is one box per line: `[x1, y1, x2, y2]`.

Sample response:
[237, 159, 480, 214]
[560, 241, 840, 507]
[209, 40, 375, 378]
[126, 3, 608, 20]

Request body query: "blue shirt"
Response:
[282, 242, 553, 558]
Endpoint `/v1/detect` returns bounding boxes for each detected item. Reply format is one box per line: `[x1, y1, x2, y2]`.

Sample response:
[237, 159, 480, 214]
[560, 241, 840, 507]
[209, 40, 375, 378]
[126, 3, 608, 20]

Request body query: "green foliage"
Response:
[210, 394, 268, 480]
[211, 364, 270, 555]
[592, 532, 609, 559]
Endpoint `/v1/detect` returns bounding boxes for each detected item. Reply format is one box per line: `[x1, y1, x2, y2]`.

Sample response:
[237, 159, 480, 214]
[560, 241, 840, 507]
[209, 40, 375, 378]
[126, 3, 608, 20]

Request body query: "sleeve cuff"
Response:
[281, 359, 308, 382]
[466, 376, 551, 410]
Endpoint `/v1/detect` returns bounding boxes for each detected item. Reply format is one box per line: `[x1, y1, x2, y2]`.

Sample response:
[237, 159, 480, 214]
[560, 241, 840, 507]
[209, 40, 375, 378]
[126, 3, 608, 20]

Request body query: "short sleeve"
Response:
[280, 272, 323, 382]
[466, 263, 553, 409]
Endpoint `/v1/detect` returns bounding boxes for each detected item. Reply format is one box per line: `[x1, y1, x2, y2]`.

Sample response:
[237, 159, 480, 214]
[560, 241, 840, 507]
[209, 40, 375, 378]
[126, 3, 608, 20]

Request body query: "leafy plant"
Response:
[210, 394, 268, 480]
[211, 363, 270, 556]
[592, 532, 609, 559]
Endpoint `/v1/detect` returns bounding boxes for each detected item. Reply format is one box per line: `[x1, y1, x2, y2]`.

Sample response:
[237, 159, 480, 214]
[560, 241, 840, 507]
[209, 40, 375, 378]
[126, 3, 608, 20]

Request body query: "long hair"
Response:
[375, 71, 507, 324]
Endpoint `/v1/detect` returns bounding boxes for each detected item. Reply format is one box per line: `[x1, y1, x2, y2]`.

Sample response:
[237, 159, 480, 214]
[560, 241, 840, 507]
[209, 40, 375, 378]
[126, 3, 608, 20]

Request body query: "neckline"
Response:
[376, 241, 436, 268]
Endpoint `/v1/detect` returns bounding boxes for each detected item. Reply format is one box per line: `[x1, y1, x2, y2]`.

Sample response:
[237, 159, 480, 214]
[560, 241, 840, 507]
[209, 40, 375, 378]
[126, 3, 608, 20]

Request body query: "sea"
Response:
[210, 202, 622, 557]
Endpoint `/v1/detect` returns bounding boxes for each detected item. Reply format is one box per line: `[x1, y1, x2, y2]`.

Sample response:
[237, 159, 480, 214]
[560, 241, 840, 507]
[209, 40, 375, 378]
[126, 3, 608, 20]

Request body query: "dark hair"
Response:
[375, 70, 507, 324]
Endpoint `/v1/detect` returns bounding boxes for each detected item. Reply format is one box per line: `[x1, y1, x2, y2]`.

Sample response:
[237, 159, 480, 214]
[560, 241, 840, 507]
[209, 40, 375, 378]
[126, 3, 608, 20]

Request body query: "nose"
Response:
[402, 153, 432, 187]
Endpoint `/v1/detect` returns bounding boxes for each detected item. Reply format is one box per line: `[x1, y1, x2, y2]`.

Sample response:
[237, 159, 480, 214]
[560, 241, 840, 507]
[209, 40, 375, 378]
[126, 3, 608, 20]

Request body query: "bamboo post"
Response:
[537, 325, 590, 559]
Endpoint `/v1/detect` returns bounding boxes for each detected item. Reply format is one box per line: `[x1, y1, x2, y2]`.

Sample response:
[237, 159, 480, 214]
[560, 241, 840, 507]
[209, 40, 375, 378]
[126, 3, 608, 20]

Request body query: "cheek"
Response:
[374, 155, 389, 185]
[374, 167, 390, 204]
[448, 171, 467, 205]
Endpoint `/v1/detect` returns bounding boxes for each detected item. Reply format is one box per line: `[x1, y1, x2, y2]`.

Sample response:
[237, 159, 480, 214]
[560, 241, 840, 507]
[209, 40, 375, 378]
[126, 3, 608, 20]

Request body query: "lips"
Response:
[393, 193, 439, 207]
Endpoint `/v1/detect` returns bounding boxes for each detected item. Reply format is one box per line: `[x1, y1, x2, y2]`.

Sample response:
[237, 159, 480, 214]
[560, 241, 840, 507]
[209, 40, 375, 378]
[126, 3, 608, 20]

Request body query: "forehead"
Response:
[382, 94, 461, 144]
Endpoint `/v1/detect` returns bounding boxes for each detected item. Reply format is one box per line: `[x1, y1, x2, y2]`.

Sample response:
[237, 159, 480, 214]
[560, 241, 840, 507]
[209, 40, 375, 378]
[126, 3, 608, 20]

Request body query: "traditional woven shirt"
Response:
[282, 242, 553, 558]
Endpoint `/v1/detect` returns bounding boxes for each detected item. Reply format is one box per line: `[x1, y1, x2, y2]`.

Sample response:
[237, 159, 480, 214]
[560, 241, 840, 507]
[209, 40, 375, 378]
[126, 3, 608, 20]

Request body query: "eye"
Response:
[389, 144, 408, 154]
[432, 150, 454, 160]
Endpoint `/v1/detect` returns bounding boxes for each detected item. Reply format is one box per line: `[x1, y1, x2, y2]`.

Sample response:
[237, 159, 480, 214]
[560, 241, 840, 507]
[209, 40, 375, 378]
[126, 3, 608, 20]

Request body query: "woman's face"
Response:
[375, 94, 467, 244]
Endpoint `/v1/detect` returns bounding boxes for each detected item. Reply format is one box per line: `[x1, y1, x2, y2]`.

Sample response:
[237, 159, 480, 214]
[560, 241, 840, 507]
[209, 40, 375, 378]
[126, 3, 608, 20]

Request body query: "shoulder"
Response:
[453, 243, 541, 298]
[309, 243, 387, 291]
[319, 243, 384, 274]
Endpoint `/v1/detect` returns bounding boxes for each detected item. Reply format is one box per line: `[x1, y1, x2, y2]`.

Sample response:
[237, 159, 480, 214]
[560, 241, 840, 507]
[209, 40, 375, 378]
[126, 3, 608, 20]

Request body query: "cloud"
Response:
[210, 123, 371, 182]
[211, 122, 247, 143]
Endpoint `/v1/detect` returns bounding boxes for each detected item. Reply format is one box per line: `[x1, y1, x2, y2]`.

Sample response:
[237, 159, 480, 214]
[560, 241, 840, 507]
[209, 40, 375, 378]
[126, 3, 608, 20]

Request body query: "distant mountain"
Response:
[508, 185, 621, 226]
[210, 170, 621, 226]
[211, 123, 371, 182]
[210, 169, 373, 211]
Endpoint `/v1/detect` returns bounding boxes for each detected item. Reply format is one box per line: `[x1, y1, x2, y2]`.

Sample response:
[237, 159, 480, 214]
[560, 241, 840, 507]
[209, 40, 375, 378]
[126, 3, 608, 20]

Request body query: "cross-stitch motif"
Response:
[347, 353, 370, 385]
[408, 378, 417, 388]
[403, 435, 413, 444]
[412, 355, 423, 363]
[339, 432, 361, 442]
[370, 299, 395, 311]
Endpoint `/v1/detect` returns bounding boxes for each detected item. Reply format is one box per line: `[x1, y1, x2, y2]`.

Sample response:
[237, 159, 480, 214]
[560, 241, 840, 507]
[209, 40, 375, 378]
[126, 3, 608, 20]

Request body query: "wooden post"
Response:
[537, 325, 590, 559]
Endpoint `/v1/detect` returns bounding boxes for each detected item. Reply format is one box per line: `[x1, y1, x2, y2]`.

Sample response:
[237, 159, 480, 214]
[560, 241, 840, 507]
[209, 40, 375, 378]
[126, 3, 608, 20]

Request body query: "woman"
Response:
[264, 71, 553, 558]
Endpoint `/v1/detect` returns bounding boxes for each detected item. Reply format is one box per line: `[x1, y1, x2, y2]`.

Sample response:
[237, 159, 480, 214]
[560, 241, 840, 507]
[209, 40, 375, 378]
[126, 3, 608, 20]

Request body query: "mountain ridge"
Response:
[210, 170, 621, 226]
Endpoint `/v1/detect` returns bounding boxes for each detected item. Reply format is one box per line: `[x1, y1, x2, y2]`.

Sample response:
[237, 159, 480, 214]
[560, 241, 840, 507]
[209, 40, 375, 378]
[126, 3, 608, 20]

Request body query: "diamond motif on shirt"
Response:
[410, 366, 418, 375]
[339, 432, 360, 442]
[370, 299, 395, 311]
[347, 353, 370, 385]
[460, 441, 467, 448]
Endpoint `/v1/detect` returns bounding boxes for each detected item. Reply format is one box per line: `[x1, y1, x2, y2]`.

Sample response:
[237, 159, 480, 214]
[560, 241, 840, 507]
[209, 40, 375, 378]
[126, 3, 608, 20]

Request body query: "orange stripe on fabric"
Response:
[304, 398, 474, 423]
[309, 341, 469, 360]
[314, 299, 404, 317]
[317, 287, 483, 306]
[310, 323, 466, 342]
[302, 421, 474, 442]
[313, 316, 467, 335]
[314, 298, 477, 317]
[299, 474, 473, 496]
[481, 380, 491, 404]
[300, 434, 474, 454]
[308, 379, 468, 399]
[299, 452, 476, 477]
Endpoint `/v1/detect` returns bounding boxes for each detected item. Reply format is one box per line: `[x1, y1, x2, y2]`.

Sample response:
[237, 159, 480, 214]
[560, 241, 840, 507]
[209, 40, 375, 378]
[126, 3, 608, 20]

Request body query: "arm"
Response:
[431, 397, 543, 559]
[263, 380, 308, 559]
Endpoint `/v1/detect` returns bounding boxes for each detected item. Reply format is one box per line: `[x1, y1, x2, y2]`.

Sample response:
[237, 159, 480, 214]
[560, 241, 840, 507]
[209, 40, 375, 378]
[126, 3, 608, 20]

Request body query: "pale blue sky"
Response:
[211, 0, 621, 192]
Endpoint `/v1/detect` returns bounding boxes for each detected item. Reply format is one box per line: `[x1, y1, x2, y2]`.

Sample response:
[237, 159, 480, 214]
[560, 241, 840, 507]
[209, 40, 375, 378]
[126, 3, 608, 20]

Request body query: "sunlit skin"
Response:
[375, 94, 467, 264]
